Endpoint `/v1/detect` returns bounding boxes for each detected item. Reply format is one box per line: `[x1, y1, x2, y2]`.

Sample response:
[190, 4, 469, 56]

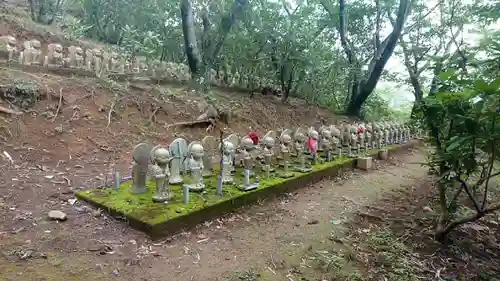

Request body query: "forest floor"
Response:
[1, 4, 500, 281]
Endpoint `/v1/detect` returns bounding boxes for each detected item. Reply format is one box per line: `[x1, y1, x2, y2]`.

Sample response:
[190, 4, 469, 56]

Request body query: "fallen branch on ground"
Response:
[0, 104, 22, 115]
[52, 88, 64, 122]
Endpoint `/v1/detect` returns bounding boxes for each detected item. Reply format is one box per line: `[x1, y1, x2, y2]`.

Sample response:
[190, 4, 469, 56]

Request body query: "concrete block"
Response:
[357, 157, 372, 170]
[378, 150, 388, 160]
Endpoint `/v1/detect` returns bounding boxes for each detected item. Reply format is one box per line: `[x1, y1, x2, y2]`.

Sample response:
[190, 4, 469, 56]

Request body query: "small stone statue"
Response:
[330, 125, 342, 159]
[0, 35, 17, 61]
[66, 46, 84, 68]
[20, 39, 42, 65]
[307, 127, 319, 165]
[239, 136, 259, 191]
[150, 145, 172, 203]
[184, 141, 205, 192]
[349, 125, 358, 157]
[319, 127, 333, 162]
[201, 136, 217, 177]
[221, 138, 235, 184]
[261, 131, 276, 173]
[131, 143, 153, 194]
[294, 128, 311, 172]
[279, 131, 294, 178]
[44, 43, 64, 67]
[169, 138, 188, 184]
[341, 124, 351, 155]
[358, 124, 366, 155]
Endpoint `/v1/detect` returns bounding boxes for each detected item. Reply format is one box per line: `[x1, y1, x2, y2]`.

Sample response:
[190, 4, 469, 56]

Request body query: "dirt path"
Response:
[0, 147, 427, 281]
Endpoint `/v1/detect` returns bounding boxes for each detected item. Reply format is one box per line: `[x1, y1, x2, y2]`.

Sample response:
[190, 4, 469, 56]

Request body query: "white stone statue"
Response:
[201, 136, 217, 177]
[261, 130, 276, 173]
[349, 125, 359, 157]
[131, 143, 153, 194]
[221, 139, 235, 184]
[150, 145, 172, 203]
[65, 46, 84, 68]
[320, 127, 333, 162]
[294, 128, 311, 172]
[169, 138, 188, 184]
[184, 141, 205, 192]
[0, 35, 17, 61]
[279, 130, 294, 178]
[239, 136, 259, 191]
[44, 43, 64, 67]
[20, 39, 42, 65]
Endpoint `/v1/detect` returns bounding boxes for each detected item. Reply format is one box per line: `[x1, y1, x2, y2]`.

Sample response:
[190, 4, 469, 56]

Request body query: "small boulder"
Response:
[48, 210, 67, 221]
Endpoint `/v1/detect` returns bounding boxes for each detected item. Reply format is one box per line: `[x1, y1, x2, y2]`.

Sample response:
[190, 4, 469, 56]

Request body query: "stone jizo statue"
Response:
[0, 35, 17, 61]
[150, 145, 172, 203]
[221, 139, 235, 184]
[131, 143, 153, 194]
[184, 141, 205, 192]
[294, 128, 311, 173]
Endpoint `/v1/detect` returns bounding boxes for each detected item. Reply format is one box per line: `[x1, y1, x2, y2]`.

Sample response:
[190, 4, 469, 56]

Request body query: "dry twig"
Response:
[52, 88, 63, 122]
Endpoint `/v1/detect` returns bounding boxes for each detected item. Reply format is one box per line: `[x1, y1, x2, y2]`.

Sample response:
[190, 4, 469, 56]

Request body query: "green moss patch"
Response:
[76, 144, 413, 239]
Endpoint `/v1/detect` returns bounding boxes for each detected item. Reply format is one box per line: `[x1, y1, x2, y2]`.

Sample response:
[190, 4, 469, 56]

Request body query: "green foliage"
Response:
[27, 0, 64, 24]
[420, 22, 500, 240]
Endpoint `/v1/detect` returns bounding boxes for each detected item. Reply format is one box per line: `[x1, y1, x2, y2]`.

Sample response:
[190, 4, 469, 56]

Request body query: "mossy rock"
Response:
[76, 143, 415, 239]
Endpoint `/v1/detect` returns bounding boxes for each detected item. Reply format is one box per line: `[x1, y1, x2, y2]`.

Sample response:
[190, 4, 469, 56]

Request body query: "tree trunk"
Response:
[344, 0, 410, 117]
[180, 0, 201, 76]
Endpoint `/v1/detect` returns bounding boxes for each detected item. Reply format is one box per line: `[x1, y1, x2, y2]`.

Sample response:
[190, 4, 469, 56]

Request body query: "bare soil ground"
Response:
[0, 142, 426, 281]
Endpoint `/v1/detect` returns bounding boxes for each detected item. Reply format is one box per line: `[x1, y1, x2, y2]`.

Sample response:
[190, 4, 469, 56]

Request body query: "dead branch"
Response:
[147, 105, 160, 125]
[106, 97, 117, 129]
[0, 104, 22, 115]
[52, 88, 63, 123]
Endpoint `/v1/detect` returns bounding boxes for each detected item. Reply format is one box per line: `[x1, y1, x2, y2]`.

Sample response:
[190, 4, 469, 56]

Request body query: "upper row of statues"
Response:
[0, 35, 275, 88]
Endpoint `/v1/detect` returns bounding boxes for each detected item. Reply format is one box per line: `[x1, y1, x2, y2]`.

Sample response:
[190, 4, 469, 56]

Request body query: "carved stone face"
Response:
[223, 141, 235, 155]
[322, 129, 332, 139]
[5, 36, 16, 47]
[190, 143, 204, 159]
[281, 134, 291, 145]
[241, 137, 255, 150]
[111, 52, 119, 60]
[75, 47, 83, 56]
[32, 40, 41, 50]
[309, 130, 319, 140]
[295, 133, 305, 143]
[92, 48, 102, 58]
[154, 147, 170, 165]
[264, 136, 275, 148]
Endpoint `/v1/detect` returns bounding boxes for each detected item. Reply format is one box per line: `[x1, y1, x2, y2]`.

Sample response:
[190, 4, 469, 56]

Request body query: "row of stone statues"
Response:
[0, 35, 276, 89]
[128, 121, 420, 204]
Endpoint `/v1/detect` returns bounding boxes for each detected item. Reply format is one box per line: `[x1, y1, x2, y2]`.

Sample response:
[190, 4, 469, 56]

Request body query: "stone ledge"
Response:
[76, 140, 419, 239]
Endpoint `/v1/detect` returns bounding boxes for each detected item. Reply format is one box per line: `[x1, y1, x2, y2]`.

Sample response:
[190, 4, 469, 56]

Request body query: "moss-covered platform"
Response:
[76, 142, 417, 239]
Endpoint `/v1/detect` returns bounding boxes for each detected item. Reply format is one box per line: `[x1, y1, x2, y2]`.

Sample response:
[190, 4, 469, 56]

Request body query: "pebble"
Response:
[48, 210, 67, 221]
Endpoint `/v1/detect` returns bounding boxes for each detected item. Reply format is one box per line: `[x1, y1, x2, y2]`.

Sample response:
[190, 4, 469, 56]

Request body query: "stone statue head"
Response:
[189, 143, 204, 159]
[153, 147, 170, 165]
[32, 40, 41, 49]
[241, 137, 254, 150]
[4, 36, 17, 46]
[222, 141, 235, 155]
[281, 133, 292, 145]
[263, 136, 275, 148]
[322, 129, 332, 139]
[309, 129, 319, 140]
